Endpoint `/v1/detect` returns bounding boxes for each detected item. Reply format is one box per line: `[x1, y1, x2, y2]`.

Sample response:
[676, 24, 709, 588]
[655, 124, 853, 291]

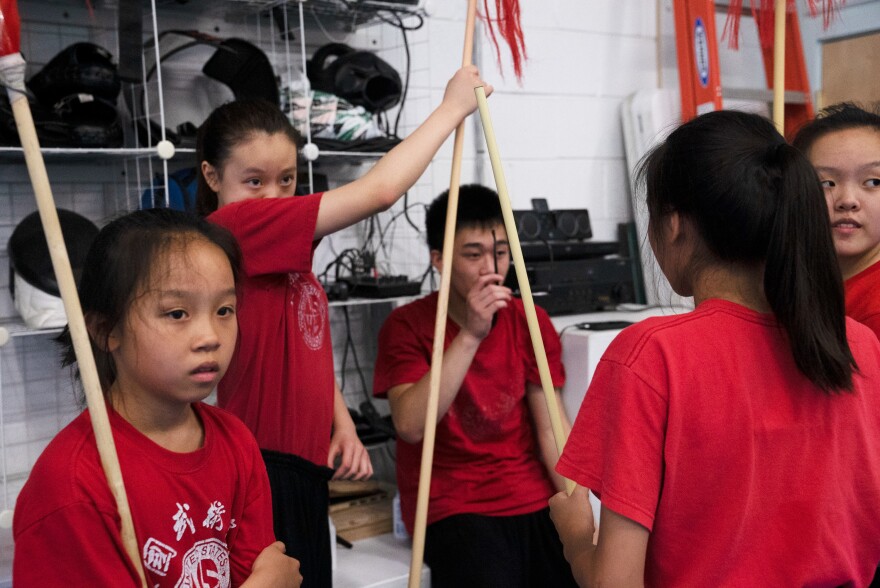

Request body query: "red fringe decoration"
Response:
[481, 0, 527, 81]
[722, 0, 845, 51]
[0, 0, 21, 58]
[721, 0, 745, 49]
[753, 0, 787, 50]
[805, 0, 845, 29]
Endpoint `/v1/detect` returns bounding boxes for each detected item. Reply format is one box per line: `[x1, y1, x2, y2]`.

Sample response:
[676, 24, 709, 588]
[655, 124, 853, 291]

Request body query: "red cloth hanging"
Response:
[0, 0, 21, 58]
[481, 0, 527, 81]
[722, 0, 845, 50]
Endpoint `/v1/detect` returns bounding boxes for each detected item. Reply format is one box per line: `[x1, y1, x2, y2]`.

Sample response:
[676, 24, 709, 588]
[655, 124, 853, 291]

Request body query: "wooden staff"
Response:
[474, 86, 575, 495]
[772, 0, 786, 133]
[10, 90, 149, 588]
[408, 1, 478, 586]
[1, 57, 149, 588]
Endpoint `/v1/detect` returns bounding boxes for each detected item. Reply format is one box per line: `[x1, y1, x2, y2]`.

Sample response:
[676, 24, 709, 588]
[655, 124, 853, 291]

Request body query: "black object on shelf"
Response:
[349, 405, 395, 444]
[341, 275, 421, 299]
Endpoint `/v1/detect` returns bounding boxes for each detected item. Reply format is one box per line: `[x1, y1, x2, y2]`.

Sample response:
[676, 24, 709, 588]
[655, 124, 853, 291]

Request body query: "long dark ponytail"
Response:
[764, 141, 854, 391]
[640, 110, 855, 392]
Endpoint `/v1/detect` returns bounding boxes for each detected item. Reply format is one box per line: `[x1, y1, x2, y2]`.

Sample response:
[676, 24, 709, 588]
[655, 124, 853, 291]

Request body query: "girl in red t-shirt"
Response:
[549, 110, 880, 586]
[195, 66, 491, 588]
[14, 209, 299, 587]
[793, 102, 880, 339]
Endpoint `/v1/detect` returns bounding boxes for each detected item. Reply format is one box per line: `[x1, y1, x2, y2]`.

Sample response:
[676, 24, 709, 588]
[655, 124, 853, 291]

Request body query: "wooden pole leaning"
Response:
[407, 1, 478, 587]
[474, 86, 575, 495]
[10, 98, 149, 587]
[772, 0, 786, 133]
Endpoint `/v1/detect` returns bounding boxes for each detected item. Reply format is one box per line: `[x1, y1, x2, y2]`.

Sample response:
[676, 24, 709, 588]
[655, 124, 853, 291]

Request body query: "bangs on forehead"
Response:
[459, 219, 505, 235]
[137, 232, 211, 294]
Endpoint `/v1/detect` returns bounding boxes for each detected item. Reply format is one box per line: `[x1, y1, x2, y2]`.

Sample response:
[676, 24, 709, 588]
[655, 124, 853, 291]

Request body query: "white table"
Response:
[550, 305, 690, 525]
[334, 533, 430, 588]
[551, 305, 691, 419]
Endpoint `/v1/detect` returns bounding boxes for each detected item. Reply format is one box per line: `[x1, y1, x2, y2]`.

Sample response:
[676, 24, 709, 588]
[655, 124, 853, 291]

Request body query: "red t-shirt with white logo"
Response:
[210, 195, 335, 465]
[14, 403, 274, 586]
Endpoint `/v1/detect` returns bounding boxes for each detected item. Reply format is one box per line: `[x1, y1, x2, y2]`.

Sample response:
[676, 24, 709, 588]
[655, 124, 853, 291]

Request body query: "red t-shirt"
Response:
[373, 293, 565, 532]
[13, 403, 275, 587]
[845, 260, 880, 339]
[558, 299, 880, 587]
[209, 196, 335, 465]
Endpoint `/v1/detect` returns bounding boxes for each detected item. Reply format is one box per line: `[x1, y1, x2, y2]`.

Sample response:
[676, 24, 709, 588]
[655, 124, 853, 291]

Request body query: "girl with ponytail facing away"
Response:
[549, 110, 880, 587]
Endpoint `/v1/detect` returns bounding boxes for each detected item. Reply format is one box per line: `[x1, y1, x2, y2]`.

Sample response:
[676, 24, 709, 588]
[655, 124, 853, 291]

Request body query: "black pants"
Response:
[262, 449, 334, 588]
[424, 508, 578, 588]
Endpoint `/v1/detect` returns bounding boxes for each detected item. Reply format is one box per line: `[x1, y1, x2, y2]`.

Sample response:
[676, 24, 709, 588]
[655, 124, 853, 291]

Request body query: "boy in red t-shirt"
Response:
[196, 67, 492, 588]
[373, 185, 577, 588]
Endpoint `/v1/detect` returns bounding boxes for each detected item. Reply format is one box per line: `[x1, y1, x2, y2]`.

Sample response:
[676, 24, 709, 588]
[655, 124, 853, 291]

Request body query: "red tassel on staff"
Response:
[481, 0, 527, 81]
[0, 0, 21, 58]
[722, 0, 845, 50]
[805, 0, 844, 29]
[721, 0, 746, 49]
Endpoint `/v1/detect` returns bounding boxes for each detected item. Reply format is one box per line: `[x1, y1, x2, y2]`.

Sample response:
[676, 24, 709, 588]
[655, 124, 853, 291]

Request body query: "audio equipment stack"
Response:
[505, 202, 644, 315]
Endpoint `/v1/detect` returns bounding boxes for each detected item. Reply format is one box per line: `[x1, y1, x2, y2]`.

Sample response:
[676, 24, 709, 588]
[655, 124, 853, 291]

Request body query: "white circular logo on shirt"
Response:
[289, 273, 327, 351]
[174, 538, 230, 588]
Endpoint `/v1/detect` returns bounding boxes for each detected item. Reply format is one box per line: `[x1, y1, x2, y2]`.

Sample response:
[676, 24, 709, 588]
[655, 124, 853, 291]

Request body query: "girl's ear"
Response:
[664, 211, 684, 245]
[85, 313, 119, 353]
[201, 161, 221, 193]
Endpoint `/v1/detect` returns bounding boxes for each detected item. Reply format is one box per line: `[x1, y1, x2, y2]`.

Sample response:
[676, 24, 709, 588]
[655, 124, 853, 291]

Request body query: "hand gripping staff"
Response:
[0, 2, 148, 585]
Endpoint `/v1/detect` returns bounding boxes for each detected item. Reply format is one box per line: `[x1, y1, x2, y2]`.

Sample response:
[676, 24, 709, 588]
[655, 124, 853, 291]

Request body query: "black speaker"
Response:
[554, 209, 592, 240]
[513, 210, 556, 241]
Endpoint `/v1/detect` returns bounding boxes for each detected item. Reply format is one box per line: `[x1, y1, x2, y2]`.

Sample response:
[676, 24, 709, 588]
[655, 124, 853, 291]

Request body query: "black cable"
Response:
[379, 200, 427, 244]
[402, 191, 420, 232]
[375, 9, 425, 32]
[418, 262, 434, 290]
[387, 10, 412, 139]
[318, 247, 362, 284]
[342, 306, 373, 403]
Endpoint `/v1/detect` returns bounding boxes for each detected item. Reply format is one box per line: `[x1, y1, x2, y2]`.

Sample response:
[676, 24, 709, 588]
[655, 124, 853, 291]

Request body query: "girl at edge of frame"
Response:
[549, 110, 880, 587]
[195, 65, 491, 588]
[792, 101, 880, 340]
[12, 208, 301, 587]
[793, 101, 880, 588]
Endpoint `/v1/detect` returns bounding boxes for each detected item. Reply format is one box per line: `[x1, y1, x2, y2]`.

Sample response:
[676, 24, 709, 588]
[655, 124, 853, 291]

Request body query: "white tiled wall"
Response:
[2, 0, 878, 584]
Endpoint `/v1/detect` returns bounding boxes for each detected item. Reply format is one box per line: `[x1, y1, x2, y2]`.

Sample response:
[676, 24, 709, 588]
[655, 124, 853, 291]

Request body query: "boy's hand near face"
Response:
[463, 273, 511, 341]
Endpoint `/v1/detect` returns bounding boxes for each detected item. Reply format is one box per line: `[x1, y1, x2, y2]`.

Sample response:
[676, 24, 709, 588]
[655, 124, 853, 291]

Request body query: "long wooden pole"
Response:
[9, 94, 148, 587]
[772, 0, 786, 133]
[407, 2, 478, 586]
[474, 87, 575, 495]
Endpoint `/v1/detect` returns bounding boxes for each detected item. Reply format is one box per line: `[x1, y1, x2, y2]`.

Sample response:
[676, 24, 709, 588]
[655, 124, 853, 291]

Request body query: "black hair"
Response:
[638, 109, 855, 392]
[59, 208, 242, 397]
[425, 184, 503, 251]
[792, 102, 880, 155]
[196, 98, 303, 216]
